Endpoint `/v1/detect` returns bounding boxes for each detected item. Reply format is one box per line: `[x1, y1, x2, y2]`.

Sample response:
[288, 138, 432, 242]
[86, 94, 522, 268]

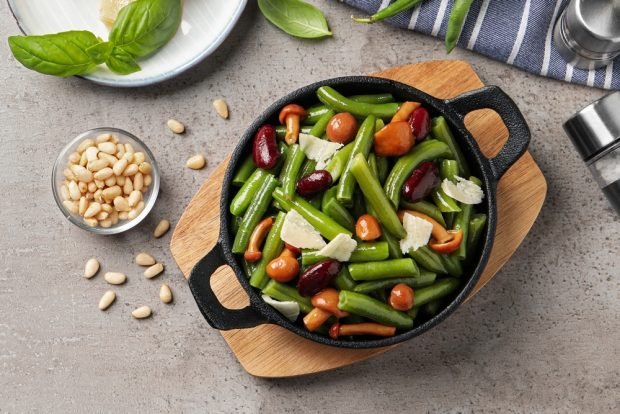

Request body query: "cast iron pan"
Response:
[188, 76, 530, 349]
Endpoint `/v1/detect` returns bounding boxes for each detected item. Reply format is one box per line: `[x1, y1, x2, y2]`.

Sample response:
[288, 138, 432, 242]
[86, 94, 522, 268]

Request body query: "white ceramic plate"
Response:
[7, 0, 247, 87]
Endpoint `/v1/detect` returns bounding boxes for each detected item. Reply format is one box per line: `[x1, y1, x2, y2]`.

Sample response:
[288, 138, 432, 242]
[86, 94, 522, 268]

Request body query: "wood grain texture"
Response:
[170, 60, 547, 378]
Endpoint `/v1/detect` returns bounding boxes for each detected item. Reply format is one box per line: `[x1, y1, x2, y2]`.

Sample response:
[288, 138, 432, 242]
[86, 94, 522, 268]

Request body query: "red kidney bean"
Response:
[297, 259, 342, 297]
[408, 107, 431, 142]
[252, 124, 280, 169]
[296, 170, 333, 197]
[402, 161, 440, 203]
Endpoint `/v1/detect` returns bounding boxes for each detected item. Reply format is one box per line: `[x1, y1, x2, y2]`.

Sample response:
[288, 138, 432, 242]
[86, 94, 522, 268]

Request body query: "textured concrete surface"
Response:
[1, 1, 619, 413]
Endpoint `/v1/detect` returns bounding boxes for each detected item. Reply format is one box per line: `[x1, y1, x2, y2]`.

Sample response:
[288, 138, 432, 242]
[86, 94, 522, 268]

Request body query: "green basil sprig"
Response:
[258, 0, 332, 39]
[7, 0, 181, 77]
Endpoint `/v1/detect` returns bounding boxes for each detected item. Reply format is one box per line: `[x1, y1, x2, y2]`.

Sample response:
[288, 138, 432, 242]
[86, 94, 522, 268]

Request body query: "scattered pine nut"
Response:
[98, 291, 116, 310]
[167, 118, 185, 134]
[153, 219, 170, 238]
[213, 99, 229, 119]
[135, 252, 156, 266]
[144, 263, 164, 279]
[160, 284, 173, 304]
[104, 272, 127, 285]
[132, 306, 152, 319]
[84, 258, 100, 278]
[186, 154, 206, 170]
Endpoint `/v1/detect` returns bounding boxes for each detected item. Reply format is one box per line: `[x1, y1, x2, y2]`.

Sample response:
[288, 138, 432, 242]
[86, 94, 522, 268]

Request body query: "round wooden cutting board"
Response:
[170, 60, 547, 378]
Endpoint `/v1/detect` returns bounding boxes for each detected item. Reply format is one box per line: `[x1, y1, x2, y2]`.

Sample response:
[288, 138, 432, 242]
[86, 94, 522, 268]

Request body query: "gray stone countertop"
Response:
[1, 1, 618, 412]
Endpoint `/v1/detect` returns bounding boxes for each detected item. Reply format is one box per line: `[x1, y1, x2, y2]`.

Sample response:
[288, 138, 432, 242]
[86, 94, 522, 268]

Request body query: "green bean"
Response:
[230, 169, 271, 217]
[338, 291, 413, 330]
[299, 159, 317, 177]
[310, 109, 335, 137]
[262, 280, 312, 314]
[399, 200, 447, 227]
[279, 144, 306, 200]
[407, 306, 419, 320]
[232, 156, 256, 187]
[232, 175, 279, 254]
[440, 160, 459, 182]
[352, 0, 426, 24]
[337, 115, 376, 205]
[445, 0, 474, 53]
[375, 118, 385, 132]
[332, 266, 357, 291]
[308, 195, 322, 210]
[372, 289, 388, 303]
[322, 199, 356, 231]
[384, 139, 452, 208]
[441, 254, 463, 277]
[413, 278, 460, 307]
[408, 245, 448, 274]
[353, 271, 436, 294]
[423, 299, 443, 316]
[324, 142, 354, 182]
[317, 87, 399, 119]
[431, 117, 470, 176]
[302, 242, 389, 267]
[241, 259, 256, 279]
[350, 153, 406, 239]
[432, 188, 462, 213]
[232, 215, 242, 234]
[467, 213, 487, 255]
[249, 212, 286, 288]
[452, 177, 479, 260]
[276, 125, 312, 140]
[272, 187, 352, 240]
[304, 94, 395, 125]
[376, 156, 389, 184]
[368, 153, 379, 180]
[348, 258, 419, 281]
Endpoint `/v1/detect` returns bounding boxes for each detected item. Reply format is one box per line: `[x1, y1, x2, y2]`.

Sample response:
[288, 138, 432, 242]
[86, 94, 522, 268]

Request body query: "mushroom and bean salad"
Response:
[230, 87, 487, 339]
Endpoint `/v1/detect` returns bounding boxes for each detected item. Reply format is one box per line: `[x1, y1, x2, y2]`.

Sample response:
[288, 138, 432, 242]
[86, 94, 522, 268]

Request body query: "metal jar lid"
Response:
[563, 92, 620, 161]
[566, 0, 620, 54]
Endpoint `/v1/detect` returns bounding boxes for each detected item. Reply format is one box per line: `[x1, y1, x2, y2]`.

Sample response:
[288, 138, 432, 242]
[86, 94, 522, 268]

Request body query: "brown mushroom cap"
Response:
[311, 288, 349, 318]
[278, 104, 307, 125]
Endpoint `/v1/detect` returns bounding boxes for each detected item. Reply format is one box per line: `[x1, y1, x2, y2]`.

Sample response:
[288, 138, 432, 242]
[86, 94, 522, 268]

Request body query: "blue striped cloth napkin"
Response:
[342, 0, 620, 90]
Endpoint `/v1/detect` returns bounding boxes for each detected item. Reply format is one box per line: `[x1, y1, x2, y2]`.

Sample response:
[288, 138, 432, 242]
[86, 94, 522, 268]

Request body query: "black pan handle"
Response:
[188, 242, 269, 330]
[446, 85, 531, 180]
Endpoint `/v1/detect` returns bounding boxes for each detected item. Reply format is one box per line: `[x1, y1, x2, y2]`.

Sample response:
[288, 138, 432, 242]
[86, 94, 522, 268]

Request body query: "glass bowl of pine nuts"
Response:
[52, 127, 161, 235]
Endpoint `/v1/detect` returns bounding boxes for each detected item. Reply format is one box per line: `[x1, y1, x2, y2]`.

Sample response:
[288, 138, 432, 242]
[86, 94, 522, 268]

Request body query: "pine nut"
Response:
[134, 152, 145, 165]
[128, 190, 142, 207]
[87, 182, 97, 193]
[116, 176, 125, 186]
[101, 203, 113, 213]
[84, 258, 100, 278]
[118, 211, 129, 220]
[71, 165, 93, 183]
[122, 163, 139, 177]
[127, 201, 144, 220]
[167, 118, 185, 134]
[79, 151, 88, 167]
[68, 152, 81, 164]
[102, 186, 122, 203]
[94, 167, 114, 180]
[123, 177, 134, 195]
[116, 144, 125, 157]
[68, 181, 81, 201]
[98, 290, 116, 310]
[84, 217, 98, 227]
[123, 152, 134, 163]
[98, 152, 118, 166]
[64, 168, 76, 181]
[85, 146, 99, 162]
[213, 99, 229, 119]
[135, 252, 156, 266]
[104, 272, 126, 285]
[132, 306, 152, 319]
[78, 181, 88, 194]
[84, 202, 102, 218]
[94, 189, 103, 203]
[99, 218, 112, 228]
[113, 196, 130, 212]
[60, 184, 70, 201]
[63, 200, 79, 213]
[133, 172, 144, 191]
[144, 263, 164, 279]
[143, 174, 152, 187]
[78, 197, 88, 215]
[110, 135, 119, 144]
[153, 219, 170, 238]
[110, 210, 119, 225]
[104, 175, 117, 187]
[86, 192, 94, 201]
[160, 284, 173, 304]
[94, 179, 105, 189]
[95, 211, 109, 221]
[98, 142, 117, 154]
[124, 143, 135, 154]
[87, 159, 108, 172]
[96, 133, 112, 144]
[186, 154, 206, 170]
[113, 158, 128, 176]
[77, 139, 95, 153]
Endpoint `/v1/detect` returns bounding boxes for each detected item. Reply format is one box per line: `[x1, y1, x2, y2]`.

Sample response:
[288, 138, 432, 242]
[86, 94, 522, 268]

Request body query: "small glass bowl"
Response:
[52, 127, 161, 235]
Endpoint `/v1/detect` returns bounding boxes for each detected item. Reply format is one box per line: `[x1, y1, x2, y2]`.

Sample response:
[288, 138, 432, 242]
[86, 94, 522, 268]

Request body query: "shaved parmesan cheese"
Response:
[262, 295, 300, 321]
[316, 233, 358, 261]
[280, 210, 326, 249]
[400, 213, 433, 254]
[441, 176, 484, 205]
[299, 133, 343, 169]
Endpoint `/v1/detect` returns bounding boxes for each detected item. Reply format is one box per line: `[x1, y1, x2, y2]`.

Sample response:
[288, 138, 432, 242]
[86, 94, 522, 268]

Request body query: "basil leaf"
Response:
[106, 47, 142, 75]
[86, 41, 113, 64]
[258, 0, 332, 39]
[8, 31, 100, 77]
[109, 0, 182, 58]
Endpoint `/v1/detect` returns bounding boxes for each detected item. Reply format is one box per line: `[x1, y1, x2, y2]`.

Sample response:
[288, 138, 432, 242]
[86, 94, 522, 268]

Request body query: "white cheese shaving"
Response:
[400, 213, 434, 254]
[441, 176, 484, 205]
[298, 133, 343, 169]
[262, 295, 300, 321]
[316, 233, 358, 261]
[280, 210, 326, 249]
